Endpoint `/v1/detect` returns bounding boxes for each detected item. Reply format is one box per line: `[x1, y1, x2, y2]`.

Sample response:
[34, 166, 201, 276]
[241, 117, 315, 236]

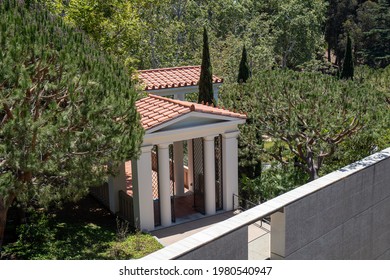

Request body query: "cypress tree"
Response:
[237, 45, 250, 83]
[198, 27, 214, 105]
[340, 35, 354, 80]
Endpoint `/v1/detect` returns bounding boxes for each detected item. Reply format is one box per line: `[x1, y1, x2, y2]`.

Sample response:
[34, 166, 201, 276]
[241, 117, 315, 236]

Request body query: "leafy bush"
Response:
[1, 210, 161, 260]
[240, 163, 308, 203]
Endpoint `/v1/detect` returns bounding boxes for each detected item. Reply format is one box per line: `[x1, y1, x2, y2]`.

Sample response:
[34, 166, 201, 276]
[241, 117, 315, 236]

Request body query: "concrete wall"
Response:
[176, 226, 248, 260]
[271, 152, 390, 259]
[143, 216, 254, 260]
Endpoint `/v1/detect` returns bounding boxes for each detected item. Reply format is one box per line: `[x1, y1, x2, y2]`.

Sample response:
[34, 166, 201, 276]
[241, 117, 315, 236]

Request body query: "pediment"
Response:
[145, 112, 240, 134]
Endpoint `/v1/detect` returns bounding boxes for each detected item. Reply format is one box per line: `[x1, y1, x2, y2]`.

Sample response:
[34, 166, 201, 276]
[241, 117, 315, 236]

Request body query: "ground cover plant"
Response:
[1, 195, 162, 260]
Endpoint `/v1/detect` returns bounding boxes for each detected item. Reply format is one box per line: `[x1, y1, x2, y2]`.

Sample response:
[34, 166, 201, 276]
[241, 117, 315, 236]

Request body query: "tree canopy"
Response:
[0, 0, 143, 246]
[222, 69, 387, 181]
[325, 0, 390, 68]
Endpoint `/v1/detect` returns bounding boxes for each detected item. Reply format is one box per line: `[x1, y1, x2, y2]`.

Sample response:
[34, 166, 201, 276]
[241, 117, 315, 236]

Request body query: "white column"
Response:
[173, 141, 185, 196]
[132, 145, 154, 231]
[158, 143, 172, 227]
[187, 140, 194, 192]
[204, 135, 216, 215]
[222, 131, 240, 211]
[108, 162, 127, 213]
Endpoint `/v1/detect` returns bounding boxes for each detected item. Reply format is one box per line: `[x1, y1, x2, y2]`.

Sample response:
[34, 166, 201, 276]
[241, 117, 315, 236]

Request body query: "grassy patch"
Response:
[263, 141, 274, 150]
[105, 233, 163, 259]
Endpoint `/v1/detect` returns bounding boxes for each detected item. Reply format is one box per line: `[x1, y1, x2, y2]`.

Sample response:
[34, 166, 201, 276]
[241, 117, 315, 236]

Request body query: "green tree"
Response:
[272, 0, 326, 68]
[237, 45, 250, 83]
[0, 1, 144, 247]
[323, 66, 390, 172]
[340, 35, 354, 79]
[325, 0, 359, 65]
[198, 27, 214, 105]
[220, 83, 263, 180]
[228, 70, 385, 181]
[358, 0, 390, 67]
[47, 0, 144, 71]
[240, 162, 308, 203]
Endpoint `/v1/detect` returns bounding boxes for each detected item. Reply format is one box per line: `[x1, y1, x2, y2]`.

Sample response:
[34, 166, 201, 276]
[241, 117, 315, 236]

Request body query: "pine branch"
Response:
[2, 103, 13, 123]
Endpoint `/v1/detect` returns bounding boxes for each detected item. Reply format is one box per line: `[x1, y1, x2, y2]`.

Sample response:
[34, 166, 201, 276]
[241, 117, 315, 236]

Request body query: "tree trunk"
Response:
[307, 153, 319, 181]
[309, 166, 319, 181]
[0, 195, 14, 249]
[0, 202, 8, 251]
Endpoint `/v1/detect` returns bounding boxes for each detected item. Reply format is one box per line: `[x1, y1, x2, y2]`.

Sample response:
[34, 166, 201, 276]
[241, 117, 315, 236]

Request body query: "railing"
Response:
[90, 182, 110, 208]
[233, 193, 258, 211]
[118, 190, 135, 227]
[233, 194, 270, 228]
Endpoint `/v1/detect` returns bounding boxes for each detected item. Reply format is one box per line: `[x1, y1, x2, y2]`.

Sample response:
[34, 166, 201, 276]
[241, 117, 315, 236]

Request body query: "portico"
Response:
[108, 94, 246, 231]
[97, 65, 246, 231]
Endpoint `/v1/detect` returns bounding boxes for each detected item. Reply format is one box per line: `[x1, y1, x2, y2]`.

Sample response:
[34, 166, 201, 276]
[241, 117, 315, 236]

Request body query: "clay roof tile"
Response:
[136, 94, 246, 131]
[137, 65, 223, 91]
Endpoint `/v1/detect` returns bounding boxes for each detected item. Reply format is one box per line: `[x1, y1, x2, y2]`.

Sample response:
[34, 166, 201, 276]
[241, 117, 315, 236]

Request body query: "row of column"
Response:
[119, 131, 239, 231]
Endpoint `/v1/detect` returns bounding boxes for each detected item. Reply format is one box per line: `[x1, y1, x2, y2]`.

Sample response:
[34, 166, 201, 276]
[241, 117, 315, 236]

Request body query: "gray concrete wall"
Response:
[273, 155, 390, 260]
[176, 226, 248, 260]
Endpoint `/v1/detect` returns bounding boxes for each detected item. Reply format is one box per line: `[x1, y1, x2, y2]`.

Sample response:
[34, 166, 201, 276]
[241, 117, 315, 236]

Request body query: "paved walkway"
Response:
[150, 211, 270, 259]
[151, 211, 235, 246]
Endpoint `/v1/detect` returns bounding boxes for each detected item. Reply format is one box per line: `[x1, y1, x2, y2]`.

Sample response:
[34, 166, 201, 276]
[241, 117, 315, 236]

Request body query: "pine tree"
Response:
[198, 27, 214, 105]
[237, 45, 250, 83]
[340, 35, 354, 80]
[0, 0, 143, 247]
[359, 0, 390, 68]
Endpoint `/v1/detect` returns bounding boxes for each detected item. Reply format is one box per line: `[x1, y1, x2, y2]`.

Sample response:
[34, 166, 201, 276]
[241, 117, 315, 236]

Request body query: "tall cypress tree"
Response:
[198, 27, 214, 105]
[340, 35, 354, 80]
[237, 45, 250, 83]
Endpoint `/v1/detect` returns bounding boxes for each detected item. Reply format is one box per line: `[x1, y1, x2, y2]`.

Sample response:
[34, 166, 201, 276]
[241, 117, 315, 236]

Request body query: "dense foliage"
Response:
[38, 0, 329, 77]
[1, 205, 162, 259]
[0, 0, 143, 246]
[34, 0, 389, 76]
[222, 68, 389, 202]
[325, 0, 390, 68]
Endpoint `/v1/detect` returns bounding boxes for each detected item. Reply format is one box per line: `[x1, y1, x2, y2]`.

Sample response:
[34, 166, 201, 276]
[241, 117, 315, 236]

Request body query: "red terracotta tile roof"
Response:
[136, 94, 246, 130]
[137, 65, 223, 91]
